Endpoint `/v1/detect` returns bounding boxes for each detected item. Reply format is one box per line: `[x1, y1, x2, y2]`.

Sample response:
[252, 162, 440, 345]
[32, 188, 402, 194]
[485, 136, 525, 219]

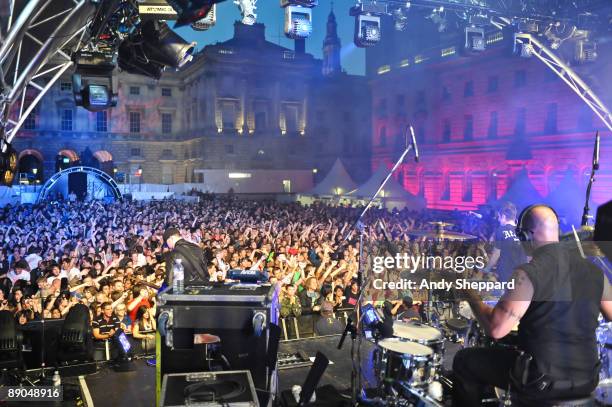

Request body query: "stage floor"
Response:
[79, 336, 460, 406]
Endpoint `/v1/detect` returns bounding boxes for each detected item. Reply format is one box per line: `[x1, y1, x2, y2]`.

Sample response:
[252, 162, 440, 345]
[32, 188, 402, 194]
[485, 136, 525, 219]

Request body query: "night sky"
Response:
[173, 0, 366, 75]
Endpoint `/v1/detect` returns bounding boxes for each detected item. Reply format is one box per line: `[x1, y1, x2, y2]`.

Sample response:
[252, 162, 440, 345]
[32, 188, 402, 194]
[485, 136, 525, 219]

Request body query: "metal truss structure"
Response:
[37, 165, 122, 202]
[0, 0, 97, 151]
[515, 33, 612, 134]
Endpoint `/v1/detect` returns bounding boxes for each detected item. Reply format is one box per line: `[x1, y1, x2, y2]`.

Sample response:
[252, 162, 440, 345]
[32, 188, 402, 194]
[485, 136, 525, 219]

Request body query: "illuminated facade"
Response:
[368, 31, 612, 211]
[14, 19, 370, 188]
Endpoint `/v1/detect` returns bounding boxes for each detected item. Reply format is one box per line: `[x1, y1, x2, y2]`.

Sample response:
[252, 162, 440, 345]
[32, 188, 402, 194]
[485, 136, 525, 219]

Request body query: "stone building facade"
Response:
[368, 28, 612, 211]
[14, 15, 371, 190]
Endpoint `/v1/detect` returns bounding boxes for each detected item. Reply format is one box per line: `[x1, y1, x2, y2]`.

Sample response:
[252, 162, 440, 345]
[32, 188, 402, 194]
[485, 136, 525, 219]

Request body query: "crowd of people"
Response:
[0, 197, 500, 348]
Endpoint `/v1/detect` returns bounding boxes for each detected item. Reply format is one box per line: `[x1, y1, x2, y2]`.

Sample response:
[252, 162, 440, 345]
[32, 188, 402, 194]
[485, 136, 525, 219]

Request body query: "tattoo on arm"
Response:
[497, 303, 523, 321]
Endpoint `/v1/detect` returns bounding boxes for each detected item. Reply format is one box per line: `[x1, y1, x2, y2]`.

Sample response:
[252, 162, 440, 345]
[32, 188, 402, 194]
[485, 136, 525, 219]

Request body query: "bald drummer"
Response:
[452, 204, 612, 406]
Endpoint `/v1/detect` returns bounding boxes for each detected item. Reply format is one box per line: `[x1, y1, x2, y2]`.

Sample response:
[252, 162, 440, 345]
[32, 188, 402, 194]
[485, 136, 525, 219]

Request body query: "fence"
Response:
[279, 308, 354, 341]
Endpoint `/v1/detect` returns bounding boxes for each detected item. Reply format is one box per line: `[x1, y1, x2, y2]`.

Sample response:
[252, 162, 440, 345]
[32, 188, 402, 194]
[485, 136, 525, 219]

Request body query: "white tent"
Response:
[308, 158, 357, 196]
[347, 165, 426, 211]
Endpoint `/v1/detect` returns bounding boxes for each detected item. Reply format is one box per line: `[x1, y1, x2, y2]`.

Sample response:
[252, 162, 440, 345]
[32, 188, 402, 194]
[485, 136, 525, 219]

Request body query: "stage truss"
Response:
[37, 165, 122, 202]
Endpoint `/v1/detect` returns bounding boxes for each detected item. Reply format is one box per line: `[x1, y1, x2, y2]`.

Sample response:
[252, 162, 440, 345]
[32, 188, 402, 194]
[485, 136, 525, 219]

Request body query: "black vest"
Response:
[519, 243, 604, 381]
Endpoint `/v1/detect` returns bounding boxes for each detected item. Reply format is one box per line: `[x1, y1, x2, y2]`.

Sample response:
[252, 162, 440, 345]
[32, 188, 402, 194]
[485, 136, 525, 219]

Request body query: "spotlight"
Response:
[284, 6, 313, 39]
[191, 4, 217, 30]
[350, 3, 385, 48]
[281, 0, 317, 39]
[393, 8, 407, 31]
[353, 14, 381, 47]
[118, 20, 196, 79]
[72, 51, 118, 112]
[575, 38, 598, 64]
[464, 26, 485, 53]
[165, 0, 227, 28]
[0, 143, 18, 186]
[235, 0, 257, 25]
[513, 33, 533, 58]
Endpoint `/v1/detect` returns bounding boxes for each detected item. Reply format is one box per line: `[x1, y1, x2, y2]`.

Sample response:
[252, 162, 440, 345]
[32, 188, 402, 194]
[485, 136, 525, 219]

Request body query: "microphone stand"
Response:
[338, 136, 415, 406]
[581, 131, 600, 227]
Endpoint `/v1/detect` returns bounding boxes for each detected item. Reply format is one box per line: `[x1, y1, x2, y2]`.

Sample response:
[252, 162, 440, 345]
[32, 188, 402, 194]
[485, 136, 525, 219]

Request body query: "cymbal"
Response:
[408, 229, 477, 241]
[428, 221, 454, 229]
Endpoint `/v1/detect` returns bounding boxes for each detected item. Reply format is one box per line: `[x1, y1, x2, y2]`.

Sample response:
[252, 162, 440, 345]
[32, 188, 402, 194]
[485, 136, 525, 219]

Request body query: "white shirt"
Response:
[25, 253, 43, 271]
[8, 270, 30, 284]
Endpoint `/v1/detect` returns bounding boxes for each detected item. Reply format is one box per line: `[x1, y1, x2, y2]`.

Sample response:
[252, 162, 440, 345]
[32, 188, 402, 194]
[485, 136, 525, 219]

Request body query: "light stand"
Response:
[581, 131, 600, 227]
[337, 126, 418, 406]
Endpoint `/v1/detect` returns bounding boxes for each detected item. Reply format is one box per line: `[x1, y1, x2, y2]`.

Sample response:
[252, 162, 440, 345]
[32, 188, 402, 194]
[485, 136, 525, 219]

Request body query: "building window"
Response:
[60, 82, 72, 92]
[129, 111, 141, 133]
[464, 115, 474, 141]
[225, 145, 235, 154]
[129, 86, 140, 95]
[379, 126, 387, 147]
[442, 86, 451, 103]
[514, 70, 527, 88]
[60, 109, 73, 131]
[487, 76, 499, 93]
[96, 111, 108, 132]
[515, 108, 526, 136]
[130, 147, 141, 157]
[23, 106, 37, 130]
[545, 103, 557, 134]
[464, 81, 474, 97]
[377, 99, 387, 118]
[463, 174, 473, 202]
[284, 105, 298, 133]
[161, 87, 172, 97]
[441, 174, 450, 201]
[221, 102, 236, 128]
[161, 113, 173, 134]
[488, 111, 498, 139]
[442, 120, 451, 143]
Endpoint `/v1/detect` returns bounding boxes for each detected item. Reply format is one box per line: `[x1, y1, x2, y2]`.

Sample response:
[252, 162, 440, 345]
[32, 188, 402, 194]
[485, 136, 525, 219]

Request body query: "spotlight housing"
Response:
[165, 0, 226, 28]
[393, 8, 408, 31]
[0, 143, 18, 186]
[191, 4, 217, 30]
[464, 26, 486, 53]
[284, 6, 313, 39]
[354, 14, 381, 48]
[72, 51, 118, 112]
[118, 20, 195, 79]
[575, 38, 598, 64]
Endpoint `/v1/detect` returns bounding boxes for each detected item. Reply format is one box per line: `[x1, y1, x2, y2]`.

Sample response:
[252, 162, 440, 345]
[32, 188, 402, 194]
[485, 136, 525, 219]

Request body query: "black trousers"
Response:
[452, 347, 520, 406]
[452, 347, 597, 407]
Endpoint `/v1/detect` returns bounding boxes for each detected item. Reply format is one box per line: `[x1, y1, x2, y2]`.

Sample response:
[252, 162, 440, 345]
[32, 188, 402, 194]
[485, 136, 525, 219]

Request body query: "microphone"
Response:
[468, 211, 483, 219]
[337, 317, 353, 350]
[409, 125, 419, 163]
[594, 131, 600, 170]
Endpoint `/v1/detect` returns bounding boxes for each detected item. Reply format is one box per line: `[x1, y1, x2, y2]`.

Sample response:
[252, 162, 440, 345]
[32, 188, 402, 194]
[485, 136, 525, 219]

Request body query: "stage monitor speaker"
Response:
[68, 171, 87, 200]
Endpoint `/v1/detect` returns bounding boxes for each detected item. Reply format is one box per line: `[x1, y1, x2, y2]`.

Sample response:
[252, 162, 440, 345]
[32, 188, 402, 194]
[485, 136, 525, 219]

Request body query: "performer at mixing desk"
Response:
[453, 204, 612, 406]
[163, 227, 210, 287]
[483, 202, 527, 282]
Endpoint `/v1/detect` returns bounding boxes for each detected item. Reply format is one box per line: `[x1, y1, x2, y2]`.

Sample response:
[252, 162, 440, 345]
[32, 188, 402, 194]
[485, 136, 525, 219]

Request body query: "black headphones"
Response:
[516, 204, 560, 242]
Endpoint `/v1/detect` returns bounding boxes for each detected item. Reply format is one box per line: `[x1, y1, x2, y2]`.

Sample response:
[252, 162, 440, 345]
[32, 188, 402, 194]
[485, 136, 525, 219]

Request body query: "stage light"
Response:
[165, 0, 226, 28]
[284, 6, 313, 39]
[136, 167, 143, 177]
[0, 144, 18, 186]
[354, 14, 381, 47]
[118, 20, 196, 79]
[191, 4, 217, 30]
[393, 8, 408, 31]
[513, 33, 533, 58]
[464, 26, 486, 52]
[575, 38, 598, 64]
[73, 51, 118, 112]
[235, 0, 257, 25]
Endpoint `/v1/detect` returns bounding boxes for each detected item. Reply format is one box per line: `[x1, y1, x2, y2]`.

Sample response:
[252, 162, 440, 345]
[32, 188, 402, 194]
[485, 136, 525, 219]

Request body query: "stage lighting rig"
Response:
[164, 0, 227, 27]
[350, 3, 386, 48]
[72, 51, 118, 112]
[118, 20, 196, 79]
[0, 143, 18, 186]
[281, 0, 318, 39]
[393, 7, 408, 31]
[464, 26, 485, 52]
[191, 4, 217, 30]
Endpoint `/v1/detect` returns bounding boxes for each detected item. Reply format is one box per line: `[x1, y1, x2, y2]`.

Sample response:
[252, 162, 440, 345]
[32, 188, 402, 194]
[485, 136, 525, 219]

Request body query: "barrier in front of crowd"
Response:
[279, 307, 354, 341]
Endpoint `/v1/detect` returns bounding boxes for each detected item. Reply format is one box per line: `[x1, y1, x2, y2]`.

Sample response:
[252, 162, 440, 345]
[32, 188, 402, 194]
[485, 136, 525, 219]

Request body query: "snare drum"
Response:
[377, 339, 435, 388]
[393, 321, 445, 365]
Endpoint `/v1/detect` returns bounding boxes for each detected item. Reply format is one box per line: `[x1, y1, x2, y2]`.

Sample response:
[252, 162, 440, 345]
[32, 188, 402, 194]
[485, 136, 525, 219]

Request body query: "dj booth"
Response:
[156, 283, 280, 406]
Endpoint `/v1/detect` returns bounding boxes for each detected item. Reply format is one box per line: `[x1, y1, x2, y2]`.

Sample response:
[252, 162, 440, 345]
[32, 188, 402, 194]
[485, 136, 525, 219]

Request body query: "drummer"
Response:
[453, 204, 612, 406]
[483, 202, 527, 282]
